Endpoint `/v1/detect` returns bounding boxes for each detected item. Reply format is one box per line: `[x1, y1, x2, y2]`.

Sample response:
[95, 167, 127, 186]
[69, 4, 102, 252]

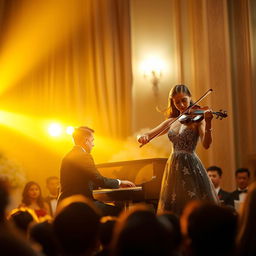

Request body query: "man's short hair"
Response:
[72, 126, 94, 143]
[235, 168, 250, 177]
[207, 166, 223, 177]
[46, 176, 59, 185]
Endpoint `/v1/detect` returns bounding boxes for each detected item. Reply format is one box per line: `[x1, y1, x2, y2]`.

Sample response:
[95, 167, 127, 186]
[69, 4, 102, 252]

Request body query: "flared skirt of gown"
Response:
[157, 151, 219, 216]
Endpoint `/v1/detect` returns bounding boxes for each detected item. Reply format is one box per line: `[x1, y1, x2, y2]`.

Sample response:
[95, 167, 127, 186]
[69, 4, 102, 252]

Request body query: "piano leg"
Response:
[93, 201, 122, 216]
[115, 200, 132, 212]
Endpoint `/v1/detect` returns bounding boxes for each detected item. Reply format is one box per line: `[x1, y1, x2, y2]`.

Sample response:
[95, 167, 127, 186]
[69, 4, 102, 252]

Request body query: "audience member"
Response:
[158, 212, 182, 256]
[44, 176, 59, 216]
[96, 216, 117, 256]
[111, 204, 174, 256]
[181, 201, 237, 256]
[20, 181, 51, 221]
[236, 181, 256, 256]
[29, 221, 59, 256]
[0, 178, 37, 255]
[53, 200, 100, 256]
[8, 209, 34, 237]
[0, 178, 10, 222]
[229, 168, 250, 209]
[207, 166, 231, 206]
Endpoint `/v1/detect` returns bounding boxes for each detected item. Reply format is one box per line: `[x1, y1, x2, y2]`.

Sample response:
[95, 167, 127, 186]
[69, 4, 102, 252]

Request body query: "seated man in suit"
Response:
[58, 126, 135, 216]
[207, 166, 231, 206]
[229, 168, 250, 210]
[44, 176, 60, 217]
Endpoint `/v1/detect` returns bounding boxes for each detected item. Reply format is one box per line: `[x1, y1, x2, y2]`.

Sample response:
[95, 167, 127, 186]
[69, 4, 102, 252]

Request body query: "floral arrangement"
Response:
[0, 153, 26, 189]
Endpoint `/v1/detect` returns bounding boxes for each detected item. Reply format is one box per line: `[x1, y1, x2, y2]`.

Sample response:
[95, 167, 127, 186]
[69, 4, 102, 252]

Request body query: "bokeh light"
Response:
[66, 126, 74, 135]
[48, 123, 62, 137]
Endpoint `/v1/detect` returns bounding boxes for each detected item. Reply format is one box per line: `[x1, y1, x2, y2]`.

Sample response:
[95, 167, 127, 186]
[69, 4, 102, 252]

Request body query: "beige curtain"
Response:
[0, 0, 132, 139]
[228, 0, 256, 171]
[0, 0, 132, 186]
[168, 0, 256, 186]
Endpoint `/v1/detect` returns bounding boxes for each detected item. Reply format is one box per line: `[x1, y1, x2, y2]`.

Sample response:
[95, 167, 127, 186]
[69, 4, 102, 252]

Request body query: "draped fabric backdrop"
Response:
[0, 0, 255, 193]
[0, 0, 132, 187]
[131, 0, 256, 190]
[0, 0, 132, 138]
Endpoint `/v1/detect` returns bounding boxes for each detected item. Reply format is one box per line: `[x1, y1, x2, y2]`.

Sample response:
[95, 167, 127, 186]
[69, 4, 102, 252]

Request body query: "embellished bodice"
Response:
[168, 125, 199, 153]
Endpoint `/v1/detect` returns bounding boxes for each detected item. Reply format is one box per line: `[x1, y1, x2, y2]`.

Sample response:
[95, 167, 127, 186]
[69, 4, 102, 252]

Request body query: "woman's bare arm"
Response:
[138, 118, 173, 144]
[199, 110, 213, 149]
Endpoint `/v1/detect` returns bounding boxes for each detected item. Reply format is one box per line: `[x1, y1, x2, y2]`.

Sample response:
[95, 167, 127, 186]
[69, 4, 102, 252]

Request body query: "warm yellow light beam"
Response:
[0, 0, 87, 95]
[0, 110, 125, 162]
[0, 110, 73, 155]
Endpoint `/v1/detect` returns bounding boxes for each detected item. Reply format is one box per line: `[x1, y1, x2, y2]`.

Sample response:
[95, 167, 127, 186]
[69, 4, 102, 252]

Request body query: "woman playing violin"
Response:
[138, 84, 219, 215]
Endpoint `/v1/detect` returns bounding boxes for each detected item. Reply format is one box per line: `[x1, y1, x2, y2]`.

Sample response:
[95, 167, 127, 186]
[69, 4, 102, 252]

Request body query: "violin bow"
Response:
[139, 88, 213, 147]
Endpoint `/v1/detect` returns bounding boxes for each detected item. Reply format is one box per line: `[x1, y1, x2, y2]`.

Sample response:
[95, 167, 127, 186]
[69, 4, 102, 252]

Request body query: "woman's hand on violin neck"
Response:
[203, 107, 213, 122]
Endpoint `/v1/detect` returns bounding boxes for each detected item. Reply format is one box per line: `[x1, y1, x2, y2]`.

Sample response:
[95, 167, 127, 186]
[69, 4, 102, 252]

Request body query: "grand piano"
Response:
[93, 158, 167, 207]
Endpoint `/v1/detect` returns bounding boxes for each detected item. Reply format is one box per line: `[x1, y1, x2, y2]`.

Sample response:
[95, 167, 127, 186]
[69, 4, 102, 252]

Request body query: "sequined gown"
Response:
[157, 123, 218, 215]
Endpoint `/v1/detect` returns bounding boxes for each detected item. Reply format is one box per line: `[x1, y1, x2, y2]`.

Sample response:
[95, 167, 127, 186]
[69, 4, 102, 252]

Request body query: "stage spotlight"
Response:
[48, 123, 62, 137]
[66, 126, 74, 135]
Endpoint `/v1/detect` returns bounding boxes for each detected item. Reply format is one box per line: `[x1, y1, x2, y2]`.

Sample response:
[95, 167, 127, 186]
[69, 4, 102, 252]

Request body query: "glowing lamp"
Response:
[140, 57, 165, 97]
[48, 123, 62, 137]
[66, 126, 74, 135]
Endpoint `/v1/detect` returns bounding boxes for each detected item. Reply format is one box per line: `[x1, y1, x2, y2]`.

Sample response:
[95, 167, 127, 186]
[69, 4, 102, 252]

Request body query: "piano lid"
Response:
[96, 158, 167, 185]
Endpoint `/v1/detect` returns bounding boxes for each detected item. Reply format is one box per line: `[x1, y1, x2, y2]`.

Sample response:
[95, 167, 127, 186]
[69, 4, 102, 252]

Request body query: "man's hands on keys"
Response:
[120, 180, 136, 188]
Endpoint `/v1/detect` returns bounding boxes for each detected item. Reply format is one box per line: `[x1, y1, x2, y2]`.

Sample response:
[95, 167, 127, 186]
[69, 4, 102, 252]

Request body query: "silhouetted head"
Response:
[99, 216, 117, 249]
[186, 202, 237, 256]
[112, 205, 174, 256]
[157, 211, 182, 251]
[53, 201, 100, 255]
[9, 210, 34, 234]
[30, 221, 59, 256]
[0, 178, 9, 222]
[236, 181, 256, 256]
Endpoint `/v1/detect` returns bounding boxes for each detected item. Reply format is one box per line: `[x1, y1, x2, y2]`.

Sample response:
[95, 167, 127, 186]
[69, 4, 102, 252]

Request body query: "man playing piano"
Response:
[58, 126, 135, 216]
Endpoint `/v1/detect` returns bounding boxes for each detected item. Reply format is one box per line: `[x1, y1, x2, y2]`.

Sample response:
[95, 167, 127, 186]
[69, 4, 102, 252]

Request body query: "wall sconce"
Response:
[141, 57, 164, 100]
[146, 70, 162, 97]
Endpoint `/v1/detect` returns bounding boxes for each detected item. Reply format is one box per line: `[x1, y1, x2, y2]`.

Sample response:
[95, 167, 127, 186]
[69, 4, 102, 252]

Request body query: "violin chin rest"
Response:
[178, 115, 187, 122]
[193, 115, 202, 121]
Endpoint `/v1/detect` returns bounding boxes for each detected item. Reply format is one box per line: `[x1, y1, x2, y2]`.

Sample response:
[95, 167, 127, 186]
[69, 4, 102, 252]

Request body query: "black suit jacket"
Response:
[228, 189, 245, 207]
[44, 196, 58, 216]
[58, 146, 119, 202]
[218, 189, 232, 206]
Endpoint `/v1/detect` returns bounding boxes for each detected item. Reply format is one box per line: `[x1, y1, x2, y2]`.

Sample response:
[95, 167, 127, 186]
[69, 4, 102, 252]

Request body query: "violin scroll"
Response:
[215, 109, 228, 119]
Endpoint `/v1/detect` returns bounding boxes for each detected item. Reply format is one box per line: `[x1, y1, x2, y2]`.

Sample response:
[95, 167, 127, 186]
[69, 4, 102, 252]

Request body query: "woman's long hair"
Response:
[165, 84, 192, 118]
[22, 181, 45, 209]
[236, 182, 256, 256]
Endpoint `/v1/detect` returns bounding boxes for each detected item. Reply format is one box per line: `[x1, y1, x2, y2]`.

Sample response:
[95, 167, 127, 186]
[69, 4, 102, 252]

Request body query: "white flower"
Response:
[0, 154, 26, 188]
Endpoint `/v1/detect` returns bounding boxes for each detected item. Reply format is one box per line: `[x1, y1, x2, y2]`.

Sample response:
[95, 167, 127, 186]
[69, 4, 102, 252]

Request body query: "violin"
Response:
[138, 89, 228, 147]
[178, 108, 228, 124]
